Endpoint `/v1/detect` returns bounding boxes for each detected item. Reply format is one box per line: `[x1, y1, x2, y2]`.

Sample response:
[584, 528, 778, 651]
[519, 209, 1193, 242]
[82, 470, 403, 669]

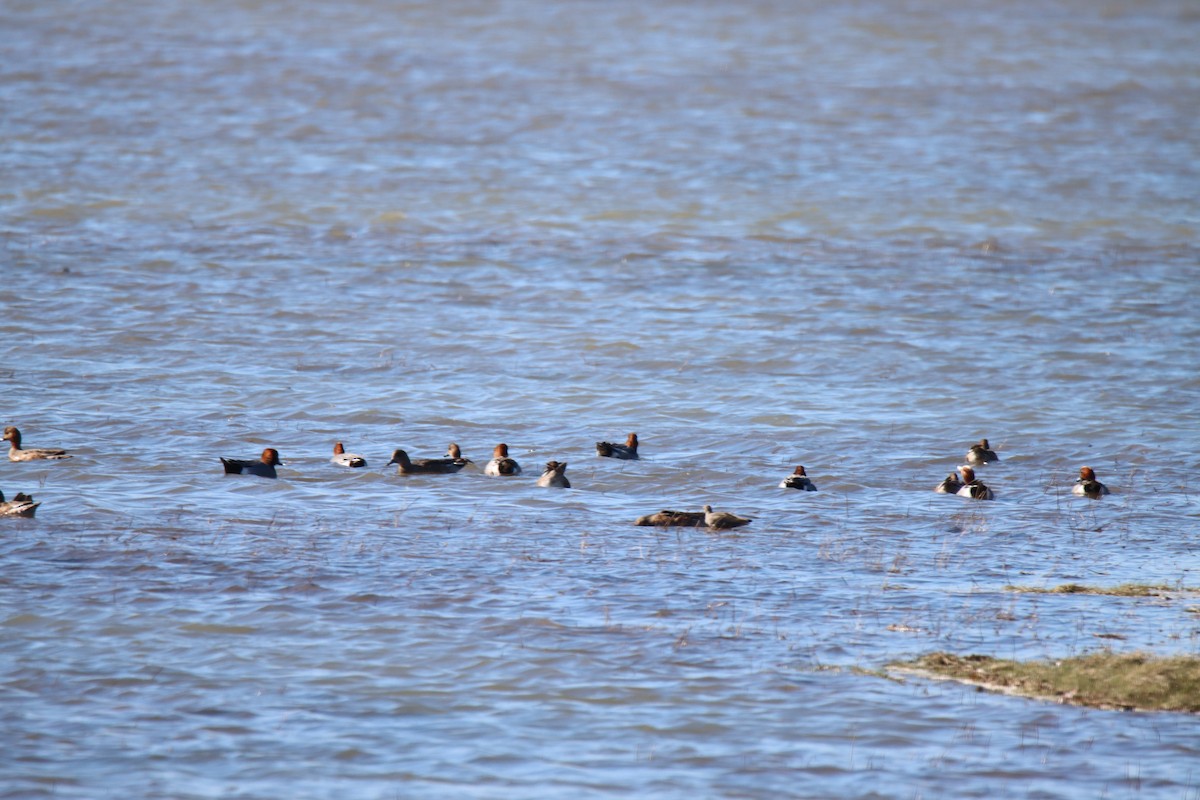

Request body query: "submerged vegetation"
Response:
[1004, 583, 1199, 597]
[892, 652, 1200, 713]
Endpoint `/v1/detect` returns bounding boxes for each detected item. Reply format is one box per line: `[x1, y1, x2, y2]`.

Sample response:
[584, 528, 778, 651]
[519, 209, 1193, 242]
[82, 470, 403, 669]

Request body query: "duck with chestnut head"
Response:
[221, 448, 283, 479]
[955, 466, 994, 500]
[1072, 466, 1110, 498]
[596, 432, 638, 460]
[484, 443, 522, 476]
[331, 442, 367, 468]
[779, 465, 817, 492]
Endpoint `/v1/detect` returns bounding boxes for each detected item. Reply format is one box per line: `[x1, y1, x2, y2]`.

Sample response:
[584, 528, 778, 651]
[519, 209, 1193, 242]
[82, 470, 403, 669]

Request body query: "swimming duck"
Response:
[955, 466, 994, 500]
[445, 443, 472, 464]
[3, 427, 71, 461]
[484, 443, 522, 476]
[596, 432, 638, 460]
[966, 438, 999, 465]
[1073, 466, 1110, 498]
[935, 473, 964, 494]
[703, 504, 752, 530]
[331, 442, 367, 468]
[634, 509, 708, 527]
[221, 448, 283, 479]
[0, 490, 39, 517]
[387, 448, 469, 475]
[536, 460, 571, 488]
[779, 465, 818, 491]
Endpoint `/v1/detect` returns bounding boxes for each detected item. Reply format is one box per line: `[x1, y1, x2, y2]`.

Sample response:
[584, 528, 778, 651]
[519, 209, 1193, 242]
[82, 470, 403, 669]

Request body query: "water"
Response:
[2, 0, 1199, 797]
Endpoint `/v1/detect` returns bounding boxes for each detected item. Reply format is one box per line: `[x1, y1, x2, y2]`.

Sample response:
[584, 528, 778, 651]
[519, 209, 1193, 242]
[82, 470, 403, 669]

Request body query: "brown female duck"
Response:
[4, 427, 71, 461]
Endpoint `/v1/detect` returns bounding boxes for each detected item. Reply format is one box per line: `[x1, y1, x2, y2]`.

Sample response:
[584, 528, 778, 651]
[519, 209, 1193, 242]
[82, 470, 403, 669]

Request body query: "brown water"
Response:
[2, 1, 1199, 798]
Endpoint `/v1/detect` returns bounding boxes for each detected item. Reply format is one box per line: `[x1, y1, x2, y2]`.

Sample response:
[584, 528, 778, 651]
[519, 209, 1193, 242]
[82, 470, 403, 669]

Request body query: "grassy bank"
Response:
[891, 652, 1200, 713]
[1004, 583, 1197, 597]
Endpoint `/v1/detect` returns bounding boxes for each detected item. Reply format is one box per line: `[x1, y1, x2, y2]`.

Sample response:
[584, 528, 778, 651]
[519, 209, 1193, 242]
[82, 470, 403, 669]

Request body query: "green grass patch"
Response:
[892, 652, 1200, 713]
[1004, 583, 1197, 597]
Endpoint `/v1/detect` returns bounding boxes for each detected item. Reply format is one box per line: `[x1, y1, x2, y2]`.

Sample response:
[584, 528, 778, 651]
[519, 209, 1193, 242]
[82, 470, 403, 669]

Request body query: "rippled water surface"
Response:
[3, 0, 1199, 797]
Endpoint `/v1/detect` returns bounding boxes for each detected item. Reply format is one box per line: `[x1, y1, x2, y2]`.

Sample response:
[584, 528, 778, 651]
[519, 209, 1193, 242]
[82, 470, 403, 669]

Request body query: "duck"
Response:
[484, 443, 522, 476]
[387, 448, 469, 475]
[1073, 466, 1110, 498]
[220, 448, 283, 479]
[966, 438, 999, 465]
[955, 466, 994, 500]
[331, 442, 367, 468]
[445, 443, 472, 465]
[634, 509, 707, 527]
[703, 504, 752, 530]
[596, 432, 638, 460]
[0, 490, 39, 517]
[779, 465, 818, 491]
[3, 426, 71, 461]
[935, 473, 964, 494]
[536, 460, 571, 488]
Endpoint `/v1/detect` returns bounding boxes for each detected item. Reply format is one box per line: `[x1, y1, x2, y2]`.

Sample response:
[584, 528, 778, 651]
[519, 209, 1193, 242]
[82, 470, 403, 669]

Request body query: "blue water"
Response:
[2, 0, 1199, 798]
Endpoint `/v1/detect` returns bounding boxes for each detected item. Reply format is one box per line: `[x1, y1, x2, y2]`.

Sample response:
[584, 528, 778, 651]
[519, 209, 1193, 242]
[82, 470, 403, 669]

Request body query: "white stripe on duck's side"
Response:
[779, 465, 817, 491]
[0, 490, 39, 517]
[331, 442, 367, 468]
[955, 466, 994, 500]
[3, 427, 71, 461]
